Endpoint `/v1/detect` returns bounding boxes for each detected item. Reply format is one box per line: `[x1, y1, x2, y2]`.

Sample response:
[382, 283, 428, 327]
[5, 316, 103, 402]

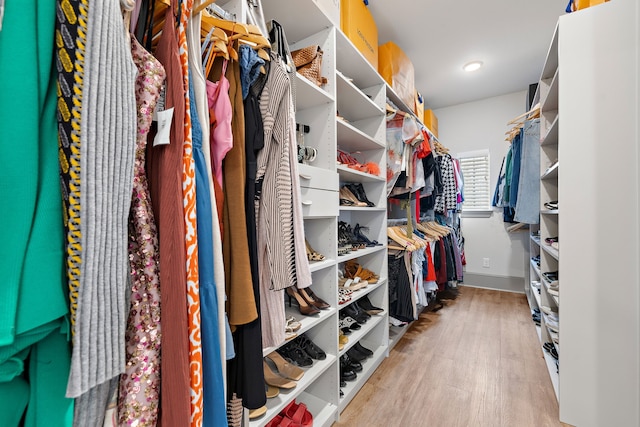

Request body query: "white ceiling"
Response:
[366, 0, 566, 109]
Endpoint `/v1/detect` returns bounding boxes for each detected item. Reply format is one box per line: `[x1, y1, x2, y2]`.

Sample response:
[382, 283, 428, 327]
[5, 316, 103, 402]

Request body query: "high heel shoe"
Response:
[340, 186, 366, 207]
[298, 287, 330, 310]
[263, 360, 297, 389]
[265, 351, 305, 381]
[286, 287, 321, 316]
[354, 223, 382, 246]
[305, 239, 326, 261]
[347, 183, 375, 207]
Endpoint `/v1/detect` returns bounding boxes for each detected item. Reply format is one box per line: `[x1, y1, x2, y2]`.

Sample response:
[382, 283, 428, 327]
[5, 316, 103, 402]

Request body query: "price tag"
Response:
[153, 107, 174, 147]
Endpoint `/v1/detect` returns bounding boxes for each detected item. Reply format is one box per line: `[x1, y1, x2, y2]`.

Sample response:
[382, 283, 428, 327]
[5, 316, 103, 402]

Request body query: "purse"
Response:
[291, 45, 328, 87]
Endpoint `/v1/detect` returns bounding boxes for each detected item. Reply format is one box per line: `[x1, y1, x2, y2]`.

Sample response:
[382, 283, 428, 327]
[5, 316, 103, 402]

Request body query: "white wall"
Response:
[435, 90, 529, 283]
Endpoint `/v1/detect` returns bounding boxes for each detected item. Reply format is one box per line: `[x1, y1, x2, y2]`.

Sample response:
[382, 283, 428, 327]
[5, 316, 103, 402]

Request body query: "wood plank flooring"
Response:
[334, 286, 562, 427]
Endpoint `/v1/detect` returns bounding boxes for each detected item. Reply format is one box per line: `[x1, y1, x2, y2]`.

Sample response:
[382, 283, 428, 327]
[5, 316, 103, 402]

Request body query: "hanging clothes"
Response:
[146, 3, 191, 425]
[514, 119, 541, 224]
[175, 2, 205, 422]
[0, 1, 74, 424]
[256, 51, 311, 293]
[66, 0, 137, 424]
[434, 154, 456, 214]
[117, 35, 164, 427]
[189, 4, 231, 404]
[224, 55, 266, 411]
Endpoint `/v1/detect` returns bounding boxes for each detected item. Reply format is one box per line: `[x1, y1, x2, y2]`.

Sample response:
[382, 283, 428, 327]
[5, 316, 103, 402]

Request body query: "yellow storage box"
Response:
[424, 109, 438, 138]
[576, 0, 609, 10]
[378, 41, 415, 109]
[341, 0, 378, 68]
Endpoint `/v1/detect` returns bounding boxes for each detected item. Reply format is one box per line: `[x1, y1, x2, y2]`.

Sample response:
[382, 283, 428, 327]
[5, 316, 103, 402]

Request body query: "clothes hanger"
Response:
[193, 0, 216, 16]
[387, 227, 416, 251]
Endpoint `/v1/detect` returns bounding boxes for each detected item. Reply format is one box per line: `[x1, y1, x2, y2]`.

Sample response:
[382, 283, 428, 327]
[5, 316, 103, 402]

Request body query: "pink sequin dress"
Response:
[117, 35, 165, 426]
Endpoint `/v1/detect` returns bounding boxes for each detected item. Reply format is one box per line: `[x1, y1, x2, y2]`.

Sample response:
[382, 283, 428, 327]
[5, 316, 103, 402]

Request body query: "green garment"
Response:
[0, 0, 73, 425]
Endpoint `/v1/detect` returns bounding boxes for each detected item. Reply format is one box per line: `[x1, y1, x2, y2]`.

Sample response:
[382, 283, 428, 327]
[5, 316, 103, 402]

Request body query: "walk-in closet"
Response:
[1, 1, 638, 426]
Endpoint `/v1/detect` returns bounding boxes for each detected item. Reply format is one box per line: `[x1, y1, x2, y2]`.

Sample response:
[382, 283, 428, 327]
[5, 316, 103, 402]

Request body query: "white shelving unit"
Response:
[537, 20, 560, 404]
[253, 1, 388, 424]
[534, 3, 640, 426]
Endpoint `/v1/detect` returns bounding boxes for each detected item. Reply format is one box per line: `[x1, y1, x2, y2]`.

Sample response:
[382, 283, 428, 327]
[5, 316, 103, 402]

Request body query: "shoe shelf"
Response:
[541, 68, 559, 113]
[339, 206, 387, 212]
[335, 30, 382, 91]
[531, 234, 541, 246]
[338, 311, 386, 358]
[309, 258, 336, 273]
[541, 161, 559, 180]
[337, 119, 385, 151]
[336, 72, 384, 122]
[294, 391, 338, 427]
[263, 307, 337, 357]
[338, 278, 387, 310]
[532, 282, 542, 308]
[337, 245, 387, 263]
[531, 259, 541, 277]
[541, 244, 559, 260]
[295, 72, 335, 112]
[540, 116, 559, 146]
[339, 344, 388, 412]
[540, 209, 559, 215]
[250, 355, 338, 427]
[337, 164, 386, 183]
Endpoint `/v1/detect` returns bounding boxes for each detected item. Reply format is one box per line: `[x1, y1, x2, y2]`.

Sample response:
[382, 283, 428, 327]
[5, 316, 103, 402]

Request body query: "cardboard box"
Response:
[341, 0, 378, 68]
[576, 0, 608, 10]
[424, 109, 438, 138]
[314, 0, 340, 27]
[378, 41, 415, 109]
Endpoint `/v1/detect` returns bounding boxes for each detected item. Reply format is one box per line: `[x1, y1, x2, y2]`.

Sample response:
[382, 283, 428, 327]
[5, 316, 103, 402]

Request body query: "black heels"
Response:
[345, 183, 375, 207]
[354, 223, 381, 247]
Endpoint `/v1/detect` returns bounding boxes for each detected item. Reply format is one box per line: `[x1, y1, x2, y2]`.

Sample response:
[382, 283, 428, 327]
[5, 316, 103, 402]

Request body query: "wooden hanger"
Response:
[433, 140, 449, 155]
[507, 102, 541, 125]
[387, 227, 416, 251]
[193, 0, 216, 16]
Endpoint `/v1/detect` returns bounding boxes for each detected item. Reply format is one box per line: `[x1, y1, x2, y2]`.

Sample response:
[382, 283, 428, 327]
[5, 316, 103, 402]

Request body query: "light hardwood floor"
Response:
[334, 286, 563, 427]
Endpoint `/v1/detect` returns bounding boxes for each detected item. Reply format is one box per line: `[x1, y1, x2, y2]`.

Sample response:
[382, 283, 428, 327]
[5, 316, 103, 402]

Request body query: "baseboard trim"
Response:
[462, 273, 525, 294]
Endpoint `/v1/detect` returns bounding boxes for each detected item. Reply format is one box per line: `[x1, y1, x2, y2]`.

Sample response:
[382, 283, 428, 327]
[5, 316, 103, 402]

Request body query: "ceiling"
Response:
[366, 0, 566, 109]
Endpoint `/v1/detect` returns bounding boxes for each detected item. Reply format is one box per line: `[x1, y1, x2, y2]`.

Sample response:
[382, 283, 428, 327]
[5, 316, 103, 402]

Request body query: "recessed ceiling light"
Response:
[463, 61, 483, 72]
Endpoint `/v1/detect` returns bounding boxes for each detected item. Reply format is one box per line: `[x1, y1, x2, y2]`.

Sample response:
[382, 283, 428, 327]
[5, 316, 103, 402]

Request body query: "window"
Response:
[458, 150, 491, 212]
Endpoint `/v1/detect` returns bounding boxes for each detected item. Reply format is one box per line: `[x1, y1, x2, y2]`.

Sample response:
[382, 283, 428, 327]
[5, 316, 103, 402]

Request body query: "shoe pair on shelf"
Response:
[338, 221, 365, 253]
[339, 330, 349, 351]
[339, 314, 361, 335]
[264, 351, 305, 391]
[286, 286, 330, 316]
[265, 399, 313, 427]
[285, 316, 301, 341]
[341, 301, 372, 325]
[532, 308, 541, 325]
[542, 271, 558, 283]
[543, 342, 559, 360]
[346, 342, 374, 363]
[531, 255, 540, 267]
[339, 183, 375, 207]
[545, 236, 559, 250]
[305, 239, 325, 262]
[340, 353, 362, 382]
[389, 316, 408, 327]
[337, 150, 381, 177]
[275, 333, 327, 369]
[544, 200, 558, 210]
[344, 259, 379, 284]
